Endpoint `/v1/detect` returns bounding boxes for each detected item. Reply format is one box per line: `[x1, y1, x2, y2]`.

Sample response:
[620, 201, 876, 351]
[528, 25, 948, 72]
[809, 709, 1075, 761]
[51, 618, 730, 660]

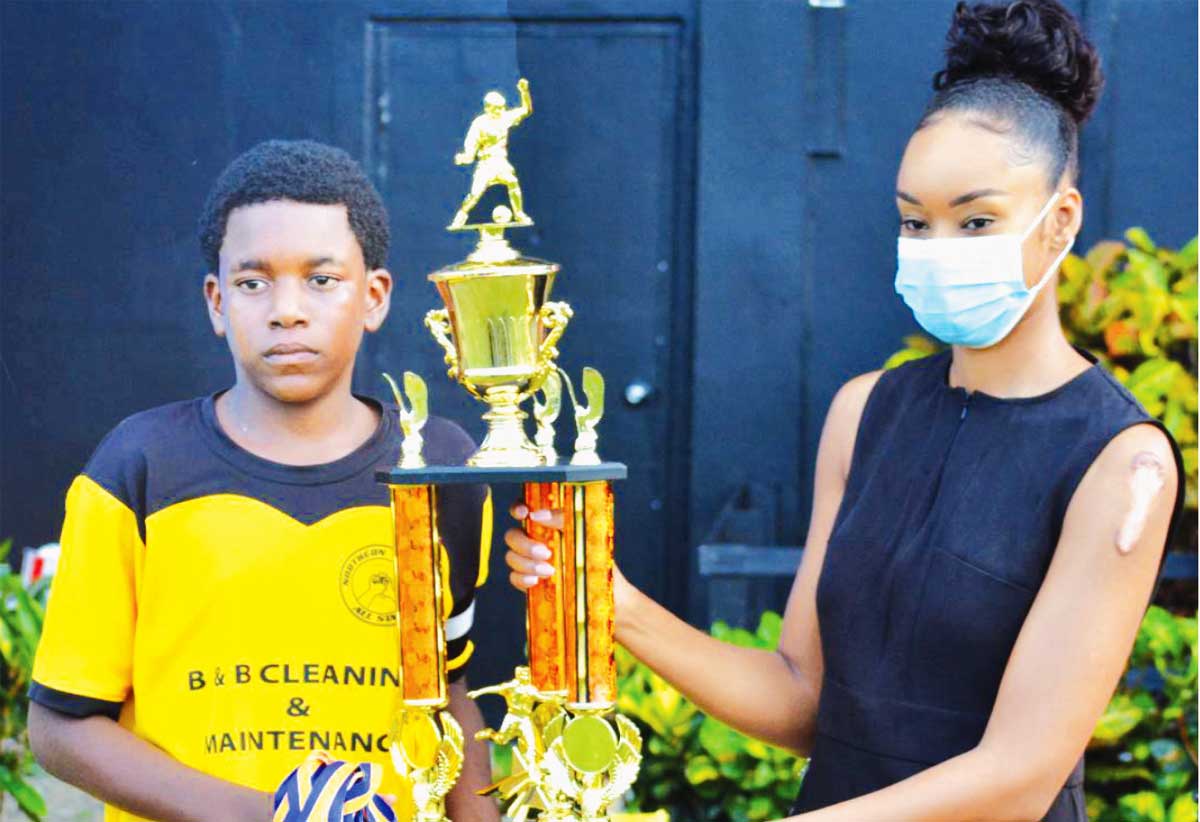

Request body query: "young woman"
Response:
[504, 1, 1186, 819]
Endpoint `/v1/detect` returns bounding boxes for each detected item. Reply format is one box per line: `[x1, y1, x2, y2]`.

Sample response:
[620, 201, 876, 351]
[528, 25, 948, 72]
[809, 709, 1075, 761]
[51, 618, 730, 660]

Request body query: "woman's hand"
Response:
[504, 502, 559, 589]
[503, 502, 634, 618]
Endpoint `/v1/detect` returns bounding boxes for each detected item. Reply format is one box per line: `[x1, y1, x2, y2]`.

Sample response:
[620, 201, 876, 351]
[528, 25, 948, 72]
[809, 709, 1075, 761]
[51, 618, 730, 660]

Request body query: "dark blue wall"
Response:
[2, 1, 1196, 678]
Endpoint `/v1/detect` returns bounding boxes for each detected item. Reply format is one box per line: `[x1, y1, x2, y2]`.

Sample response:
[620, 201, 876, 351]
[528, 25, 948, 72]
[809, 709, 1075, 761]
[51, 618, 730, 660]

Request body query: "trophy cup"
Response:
[377, 78, 640, 822]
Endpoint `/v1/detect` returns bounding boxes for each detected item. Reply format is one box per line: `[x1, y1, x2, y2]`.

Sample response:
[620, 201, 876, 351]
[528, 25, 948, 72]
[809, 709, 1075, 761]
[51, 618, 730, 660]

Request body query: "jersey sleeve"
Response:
[427, 419, 492, 684]
[30, 424, 146, 719]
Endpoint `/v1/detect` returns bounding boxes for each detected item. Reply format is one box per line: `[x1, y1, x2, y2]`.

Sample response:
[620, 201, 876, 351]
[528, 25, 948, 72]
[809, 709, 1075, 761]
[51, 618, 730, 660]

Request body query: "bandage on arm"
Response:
[1115, 451, 1167, 554]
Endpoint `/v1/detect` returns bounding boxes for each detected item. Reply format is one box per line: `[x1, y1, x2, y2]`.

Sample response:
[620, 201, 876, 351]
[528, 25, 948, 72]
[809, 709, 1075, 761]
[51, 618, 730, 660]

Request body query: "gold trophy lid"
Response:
[431, 205, 559, 279]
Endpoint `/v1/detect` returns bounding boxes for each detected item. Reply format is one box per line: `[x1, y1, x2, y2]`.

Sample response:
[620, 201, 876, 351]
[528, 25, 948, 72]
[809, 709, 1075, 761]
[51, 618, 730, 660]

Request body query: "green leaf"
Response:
[1126, 227, 1158, 254]
[0, 765, 45, 820]
[1127, 359, 1185, 415]
[1085, 763, 1156, 784]
[742, 737, 771, 760]
[1154, 769, 1192, 795]
[1118, 790, 1167, 822]
[746, 760, 775, 790]
[1092, 693, 1148, 744]
[1086, 793, 1111, 818]
[883, 348, 931, 370]
[0, 615, 15, 663]
[745, 795, 775, 821]
[1142, 606, 1187, 659]
[1167, 793, 1198, 822]
[697, 718, 742, 763]
[684, 756, 721, 785]
[1176, 237, 1198, 270]
[711, 625, 758, 649]
[755, 611, 783, 648]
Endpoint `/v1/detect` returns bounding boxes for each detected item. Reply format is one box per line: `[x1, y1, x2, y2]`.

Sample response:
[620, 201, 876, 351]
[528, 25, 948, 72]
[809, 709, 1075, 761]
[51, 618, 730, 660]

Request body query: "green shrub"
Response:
[617, 606, 1196, 822]
[1086, 606, 1197, 822]
[0, 539, 47, 820]
[886, 229, 1198, 521]
[618, 612, 806, 822]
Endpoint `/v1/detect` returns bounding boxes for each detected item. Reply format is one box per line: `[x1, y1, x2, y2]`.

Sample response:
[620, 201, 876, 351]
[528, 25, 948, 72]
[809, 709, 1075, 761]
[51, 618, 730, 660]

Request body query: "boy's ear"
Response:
[363, 268, 393, 333]
[203, 273, 226, 337]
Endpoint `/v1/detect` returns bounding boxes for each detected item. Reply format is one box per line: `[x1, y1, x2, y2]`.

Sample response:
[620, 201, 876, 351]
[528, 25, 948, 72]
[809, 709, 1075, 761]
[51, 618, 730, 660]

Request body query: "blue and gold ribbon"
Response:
[273, 751, 396, 822]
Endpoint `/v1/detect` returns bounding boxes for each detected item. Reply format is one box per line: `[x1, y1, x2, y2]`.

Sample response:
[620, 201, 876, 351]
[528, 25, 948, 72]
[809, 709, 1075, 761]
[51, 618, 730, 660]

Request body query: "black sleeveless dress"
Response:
[789, 348, 1185, 820]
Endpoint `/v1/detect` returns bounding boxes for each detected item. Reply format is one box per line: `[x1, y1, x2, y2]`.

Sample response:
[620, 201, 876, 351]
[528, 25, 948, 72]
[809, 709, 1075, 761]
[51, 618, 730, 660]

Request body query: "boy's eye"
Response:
[900, 218, 927, 232]
[310, 274, 341, 289]
[963, 217, 994, 231]
[235, 278, 267, 293]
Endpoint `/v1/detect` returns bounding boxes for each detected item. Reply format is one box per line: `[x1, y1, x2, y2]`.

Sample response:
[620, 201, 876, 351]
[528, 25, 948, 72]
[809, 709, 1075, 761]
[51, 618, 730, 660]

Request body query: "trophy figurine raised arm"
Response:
[377, 78, 640, 822]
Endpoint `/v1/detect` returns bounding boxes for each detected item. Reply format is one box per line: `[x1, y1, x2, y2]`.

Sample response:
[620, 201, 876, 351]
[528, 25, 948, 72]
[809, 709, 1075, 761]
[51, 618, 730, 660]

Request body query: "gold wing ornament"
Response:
[431, 714, 464, 800]
[390, 709, 464, 822]
[533, 370, 563, 462]
[602, 715, 643, 808]
[382, 371, 429, 468]
[559, 366, 605, 465]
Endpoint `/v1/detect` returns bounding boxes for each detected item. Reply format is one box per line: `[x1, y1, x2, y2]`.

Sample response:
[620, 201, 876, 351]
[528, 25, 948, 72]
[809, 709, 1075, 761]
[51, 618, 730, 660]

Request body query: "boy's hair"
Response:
[198, 139, 390, 271]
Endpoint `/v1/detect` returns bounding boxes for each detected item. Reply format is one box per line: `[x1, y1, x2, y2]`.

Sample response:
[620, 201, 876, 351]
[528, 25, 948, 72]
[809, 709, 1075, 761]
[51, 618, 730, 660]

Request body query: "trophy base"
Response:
[389, 706, 463, 822]
[470, 669, 642, 822]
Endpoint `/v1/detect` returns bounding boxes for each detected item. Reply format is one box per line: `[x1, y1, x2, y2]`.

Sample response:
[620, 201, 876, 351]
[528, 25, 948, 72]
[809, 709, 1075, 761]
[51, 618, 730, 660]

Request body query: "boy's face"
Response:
[203, 200, 392, 404]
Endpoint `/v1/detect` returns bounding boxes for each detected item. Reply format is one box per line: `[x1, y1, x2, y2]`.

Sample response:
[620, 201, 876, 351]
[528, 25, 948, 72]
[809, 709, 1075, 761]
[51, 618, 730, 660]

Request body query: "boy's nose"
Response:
[268, 278, 309, 328]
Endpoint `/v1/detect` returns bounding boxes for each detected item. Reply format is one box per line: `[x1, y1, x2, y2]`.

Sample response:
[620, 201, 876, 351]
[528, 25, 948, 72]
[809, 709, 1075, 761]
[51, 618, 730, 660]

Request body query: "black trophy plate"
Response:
[376, 458, 627, 486]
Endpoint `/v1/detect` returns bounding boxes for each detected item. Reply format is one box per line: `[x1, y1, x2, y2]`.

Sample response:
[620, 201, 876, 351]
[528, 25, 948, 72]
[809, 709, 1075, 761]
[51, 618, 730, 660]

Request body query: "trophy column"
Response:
[561, 481, 616, 710]
[509, 478, 637, 822]
[524, 477, 631, 710]
[525, 481, 568, 697]
[387, 480, 464, 822]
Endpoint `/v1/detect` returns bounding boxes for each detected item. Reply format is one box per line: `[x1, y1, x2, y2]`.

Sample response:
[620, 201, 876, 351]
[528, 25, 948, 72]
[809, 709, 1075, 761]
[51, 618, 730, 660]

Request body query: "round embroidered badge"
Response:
[339, 544, 397, 626]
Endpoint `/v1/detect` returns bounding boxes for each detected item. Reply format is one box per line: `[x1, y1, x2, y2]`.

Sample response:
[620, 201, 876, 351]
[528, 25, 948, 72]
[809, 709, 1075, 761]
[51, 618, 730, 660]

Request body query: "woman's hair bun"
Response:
[934, 0, 1105, 125]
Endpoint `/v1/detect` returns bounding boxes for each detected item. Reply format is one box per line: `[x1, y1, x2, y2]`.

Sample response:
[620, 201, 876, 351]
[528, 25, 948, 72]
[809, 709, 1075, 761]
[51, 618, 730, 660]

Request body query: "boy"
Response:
[28, 140, 499, 822]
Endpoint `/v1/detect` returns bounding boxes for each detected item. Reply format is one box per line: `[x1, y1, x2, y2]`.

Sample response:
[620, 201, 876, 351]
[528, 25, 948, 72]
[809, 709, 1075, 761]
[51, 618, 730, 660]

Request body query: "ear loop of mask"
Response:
[1022, 191, 1074, 297]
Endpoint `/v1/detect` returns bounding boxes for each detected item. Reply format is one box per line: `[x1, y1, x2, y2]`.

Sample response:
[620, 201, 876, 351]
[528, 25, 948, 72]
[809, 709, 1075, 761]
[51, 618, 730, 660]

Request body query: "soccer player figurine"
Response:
[449, 78, 534, 229]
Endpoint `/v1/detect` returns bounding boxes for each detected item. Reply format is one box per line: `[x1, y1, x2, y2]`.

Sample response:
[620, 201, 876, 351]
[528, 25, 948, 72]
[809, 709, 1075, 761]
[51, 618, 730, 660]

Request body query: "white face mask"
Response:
[893, 192, 1075, 349]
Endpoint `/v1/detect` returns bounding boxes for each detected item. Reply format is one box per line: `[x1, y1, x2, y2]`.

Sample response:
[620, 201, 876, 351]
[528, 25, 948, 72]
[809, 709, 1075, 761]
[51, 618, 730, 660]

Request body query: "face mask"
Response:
[894, 192, 1074, 349]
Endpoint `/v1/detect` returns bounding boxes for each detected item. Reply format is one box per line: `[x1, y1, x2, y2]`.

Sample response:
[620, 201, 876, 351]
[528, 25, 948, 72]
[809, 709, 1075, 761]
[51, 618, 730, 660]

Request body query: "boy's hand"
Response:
[504, 502, 633, 616]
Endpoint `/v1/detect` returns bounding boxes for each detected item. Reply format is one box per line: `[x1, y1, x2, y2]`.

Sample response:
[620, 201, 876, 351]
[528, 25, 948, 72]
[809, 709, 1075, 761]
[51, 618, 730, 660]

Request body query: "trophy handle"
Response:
[522, 301, 573, 402]
[424, 308, 487, 402]
[424, 308, 459, 379]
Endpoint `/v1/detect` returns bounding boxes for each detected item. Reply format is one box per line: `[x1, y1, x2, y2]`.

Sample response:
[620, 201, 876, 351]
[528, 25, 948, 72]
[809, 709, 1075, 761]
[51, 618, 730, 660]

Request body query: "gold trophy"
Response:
[378, 78, 640, 822]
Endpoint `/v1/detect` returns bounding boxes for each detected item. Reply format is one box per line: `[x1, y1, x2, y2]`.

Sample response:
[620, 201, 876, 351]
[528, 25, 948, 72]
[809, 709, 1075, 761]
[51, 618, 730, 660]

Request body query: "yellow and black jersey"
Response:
[30, 392, 491, 821]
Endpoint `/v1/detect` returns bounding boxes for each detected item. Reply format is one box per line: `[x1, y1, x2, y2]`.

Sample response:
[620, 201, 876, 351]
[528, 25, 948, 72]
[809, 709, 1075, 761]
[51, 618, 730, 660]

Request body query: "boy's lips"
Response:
[263, 343, 319, 364]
